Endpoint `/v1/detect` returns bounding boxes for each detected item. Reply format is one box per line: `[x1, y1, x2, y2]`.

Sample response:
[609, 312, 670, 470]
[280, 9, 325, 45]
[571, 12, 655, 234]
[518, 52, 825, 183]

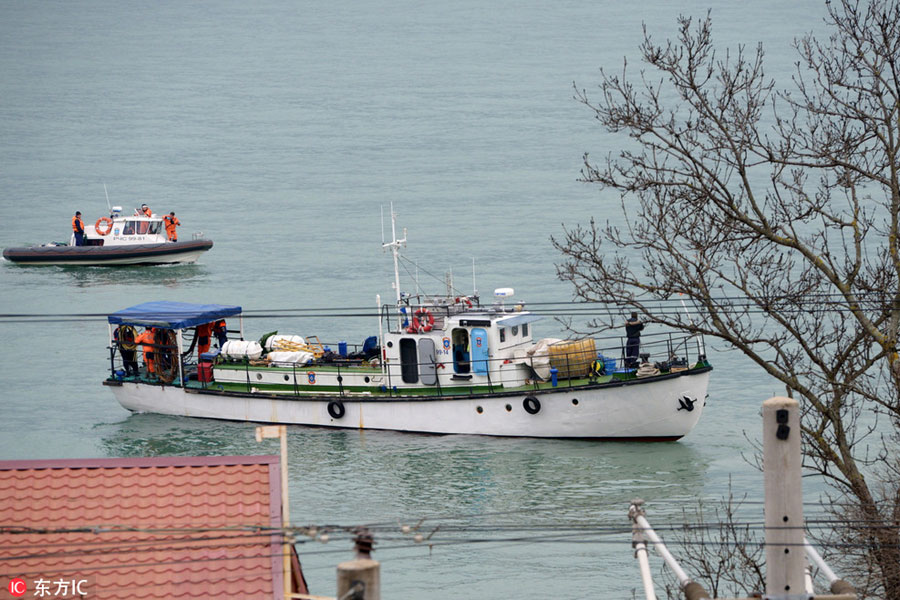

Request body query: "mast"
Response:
[381, 204, 406, 305]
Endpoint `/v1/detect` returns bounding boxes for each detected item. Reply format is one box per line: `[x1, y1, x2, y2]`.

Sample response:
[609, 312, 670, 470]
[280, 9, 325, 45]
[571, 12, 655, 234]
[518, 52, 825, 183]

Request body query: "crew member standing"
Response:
[114, 325, 139, 377]
[163, 212, 181, 242]
[135, 204, 152, 234]
[213, 319, 228, 348]
[72, 211, 85, 246]
[136, 327, 156, 377]
[624, 312, 644, 368]
[196, 322, 211, 357]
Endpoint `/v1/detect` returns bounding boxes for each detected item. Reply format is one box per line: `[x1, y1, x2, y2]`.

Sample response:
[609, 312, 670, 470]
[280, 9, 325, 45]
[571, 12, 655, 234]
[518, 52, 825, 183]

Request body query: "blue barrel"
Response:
[550, 367, 558, 387]
[338, 341, 348, 357]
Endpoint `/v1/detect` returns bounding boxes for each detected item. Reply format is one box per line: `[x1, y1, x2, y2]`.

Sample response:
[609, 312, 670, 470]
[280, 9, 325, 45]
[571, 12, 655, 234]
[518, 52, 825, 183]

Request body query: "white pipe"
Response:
[176, 329, 184, 387]
[376, 294, 385, 379]
[804, 537, 840, 584]
[634, 535, 657, 600]
[634, 514, 692, 587]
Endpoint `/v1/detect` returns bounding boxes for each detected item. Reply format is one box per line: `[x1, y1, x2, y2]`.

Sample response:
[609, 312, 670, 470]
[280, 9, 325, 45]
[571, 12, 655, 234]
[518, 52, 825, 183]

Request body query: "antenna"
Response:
[103, 183, 112, 214]
[679, 293, 706, 357]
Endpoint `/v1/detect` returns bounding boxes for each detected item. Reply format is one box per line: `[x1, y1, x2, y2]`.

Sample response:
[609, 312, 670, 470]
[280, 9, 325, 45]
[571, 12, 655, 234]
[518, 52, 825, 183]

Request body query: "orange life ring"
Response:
[95, 217, 113, 236]
[415, 308, 434, 332]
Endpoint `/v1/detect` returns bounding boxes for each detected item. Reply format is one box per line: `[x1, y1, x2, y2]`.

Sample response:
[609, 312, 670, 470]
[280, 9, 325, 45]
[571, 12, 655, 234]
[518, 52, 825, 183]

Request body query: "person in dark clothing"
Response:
[72, 211, 85, 246]
[213, 319, 228, 347]
[114, 325, 139, 376]
[624, 312, 644, 368]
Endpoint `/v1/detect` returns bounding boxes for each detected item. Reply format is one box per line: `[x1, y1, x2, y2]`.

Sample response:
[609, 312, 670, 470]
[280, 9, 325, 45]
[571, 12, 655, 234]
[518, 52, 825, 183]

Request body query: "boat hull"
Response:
[105, 368, 711, 440]
[2, 239, 213, 266]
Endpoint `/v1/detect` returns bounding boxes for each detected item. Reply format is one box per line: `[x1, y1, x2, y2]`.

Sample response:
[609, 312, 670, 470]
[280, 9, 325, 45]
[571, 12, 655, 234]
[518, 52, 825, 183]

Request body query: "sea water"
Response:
[0, 2, 829, 597]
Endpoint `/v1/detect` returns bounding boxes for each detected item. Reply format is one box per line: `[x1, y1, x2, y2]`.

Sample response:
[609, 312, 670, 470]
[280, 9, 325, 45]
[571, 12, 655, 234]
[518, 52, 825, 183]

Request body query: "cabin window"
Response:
[522, 323, 528, 337]
[452, 328, 470, 374]
[148, 221, 161, 234]
[123, 221, 136, 235]
[499, 328, 506, 343]
[399, 338, 419, 383]
[512, 325, 519, 337]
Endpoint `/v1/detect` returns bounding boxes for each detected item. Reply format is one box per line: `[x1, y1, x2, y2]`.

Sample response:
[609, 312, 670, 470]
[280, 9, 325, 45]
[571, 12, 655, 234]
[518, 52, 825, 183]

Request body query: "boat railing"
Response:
[372, 331, 706, 398]
[109, 331, 706, 397]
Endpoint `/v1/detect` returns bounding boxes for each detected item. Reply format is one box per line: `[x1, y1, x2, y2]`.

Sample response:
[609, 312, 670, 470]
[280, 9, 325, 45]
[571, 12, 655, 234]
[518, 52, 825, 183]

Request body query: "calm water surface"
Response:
[0, 2, 828, 597]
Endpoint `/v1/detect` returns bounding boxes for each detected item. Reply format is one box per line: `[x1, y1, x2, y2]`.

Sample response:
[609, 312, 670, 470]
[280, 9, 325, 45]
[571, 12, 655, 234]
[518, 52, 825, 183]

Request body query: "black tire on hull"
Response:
[327, 401, 346, 419]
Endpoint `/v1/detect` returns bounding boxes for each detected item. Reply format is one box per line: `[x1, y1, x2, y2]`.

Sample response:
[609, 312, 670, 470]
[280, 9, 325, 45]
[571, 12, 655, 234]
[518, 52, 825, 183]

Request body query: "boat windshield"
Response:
[123, 220, 161, 235]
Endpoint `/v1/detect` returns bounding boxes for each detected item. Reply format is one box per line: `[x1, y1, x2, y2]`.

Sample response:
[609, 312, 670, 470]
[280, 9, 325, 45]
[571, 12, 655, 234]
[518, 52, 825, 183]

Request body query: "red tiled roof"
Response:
[0, 455, 301, 599]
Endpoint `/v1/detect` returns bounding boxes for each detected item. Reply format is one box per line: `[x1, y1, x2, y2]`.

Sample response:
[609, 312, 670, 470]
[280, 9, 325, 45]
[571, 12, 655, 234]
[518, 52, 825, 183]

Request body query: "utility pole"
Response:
[762, 397, 805, 597]
[336, 528, 380, 600]
[257, 425, 292, 600]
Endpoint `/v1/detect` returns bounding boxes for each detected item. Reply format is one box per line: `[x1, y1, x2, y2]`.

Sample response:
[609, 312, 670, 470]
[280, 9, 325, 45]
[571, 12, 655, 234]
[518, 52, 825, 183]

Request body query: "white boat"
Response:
[2, 206, 212, 266]
[102, 214, 711, 440]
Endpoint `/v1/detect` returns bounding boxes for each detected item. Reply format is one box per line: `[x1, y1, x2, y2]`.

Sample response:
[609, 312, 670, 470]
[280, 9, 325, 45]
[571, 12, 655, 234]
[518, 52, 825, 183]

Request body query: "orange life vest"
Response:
[136, 329, 156, 372]
[72, 215, 84, 233]
[196, 323, 211, 356]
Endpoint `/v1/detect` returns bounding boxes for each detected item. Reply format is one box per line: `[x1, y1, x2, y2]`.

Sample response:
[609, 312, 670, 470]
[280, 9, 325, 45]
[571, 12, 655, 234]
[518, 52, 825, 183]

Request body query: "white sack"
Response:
[267, 351, 314, 366]
[266, 334, 306, 350]
[512, 338, 561, 381]
[221, 340, 263, 360]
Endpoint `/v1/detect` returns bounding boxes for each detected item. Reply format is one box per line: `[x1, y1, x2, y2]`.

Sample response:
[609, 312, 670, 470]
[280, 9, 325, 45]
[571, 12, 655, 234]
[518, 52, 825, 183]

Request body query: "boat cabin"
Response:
[79, 206, 169, 247]
[377, 290, 552, 391]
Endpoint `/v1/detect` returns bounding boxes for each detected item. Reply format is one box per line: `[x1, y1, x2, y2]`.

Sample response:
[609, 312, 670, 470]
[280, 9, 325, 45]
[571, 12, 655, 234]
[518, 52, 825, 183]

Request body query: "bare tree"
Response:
[554, 1, 900, 597]
[662, 492, 766, 599]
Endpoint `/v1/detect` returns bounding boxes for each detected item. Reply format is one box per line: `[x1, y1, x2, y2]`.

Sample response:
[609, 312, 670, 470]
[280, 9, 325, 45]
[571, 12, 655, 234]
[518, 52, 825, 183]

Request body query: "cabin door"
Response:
[452, 328, 470, 374]
[471, 328, 489, 374]
[399, 338, 419, 383]
[418, 338, 437, 385]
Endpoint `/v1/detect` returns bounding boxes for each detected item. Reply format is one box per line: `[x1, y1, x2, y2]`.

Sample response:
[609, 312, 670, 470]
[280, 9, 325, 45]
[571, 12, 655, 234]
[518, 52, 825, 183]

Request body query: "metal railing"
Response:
[109, 332, 707, 399]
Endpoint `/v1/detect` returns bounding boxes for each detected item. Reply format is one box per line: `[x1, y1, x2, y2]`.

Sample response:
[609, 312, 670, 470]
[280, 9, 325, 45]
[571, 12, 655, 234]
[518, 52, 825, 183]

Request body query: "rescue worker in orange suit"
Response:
[136, 327, 156, 377]
[213, 319, 227, 348]
[163, 211, 181, 242]
[135, 204, 152, 234]
[196, 322, 212, 357]
[72, 211, 85, 246]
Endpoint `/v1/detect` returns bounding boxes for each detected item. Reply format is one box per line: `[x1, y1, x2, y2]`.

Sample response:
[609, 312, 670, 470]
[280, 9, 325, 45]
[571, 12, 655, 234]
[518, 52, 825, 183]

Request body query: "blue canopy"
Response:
[107, 301, 242, 329]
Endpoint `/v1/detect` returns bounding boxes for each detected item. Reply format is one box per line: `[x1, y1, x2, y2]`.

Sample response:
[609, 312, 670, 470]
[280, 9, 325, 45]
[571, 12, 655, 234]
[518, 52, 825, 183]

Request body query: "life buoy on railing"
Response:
[406, 308, 435, 333]
[455, 296, 473, 307]
[415, 308, 434, 332]
[95, 217, 114, 236]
